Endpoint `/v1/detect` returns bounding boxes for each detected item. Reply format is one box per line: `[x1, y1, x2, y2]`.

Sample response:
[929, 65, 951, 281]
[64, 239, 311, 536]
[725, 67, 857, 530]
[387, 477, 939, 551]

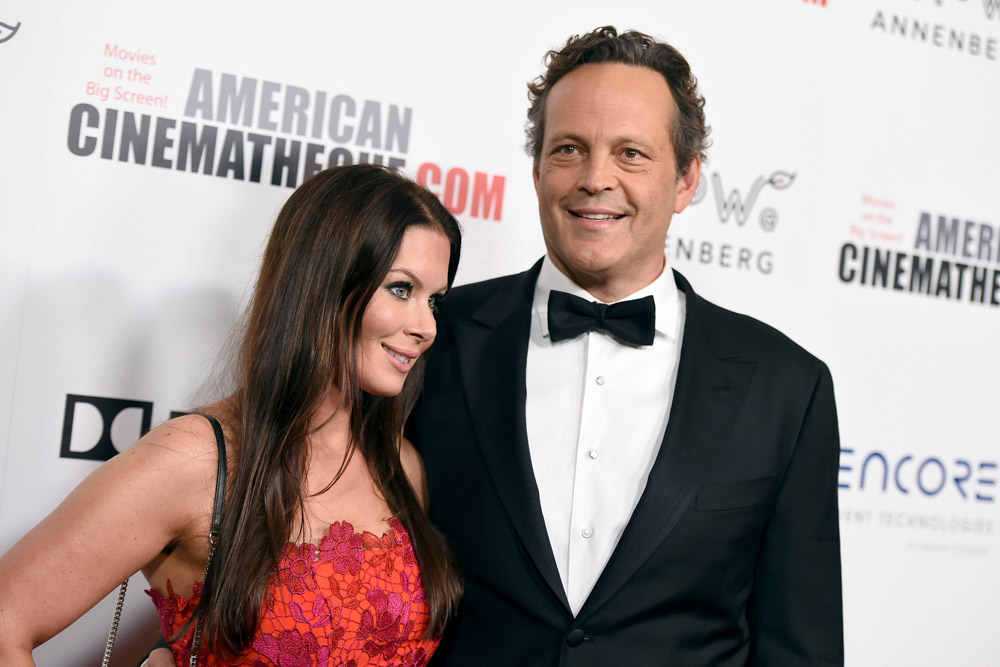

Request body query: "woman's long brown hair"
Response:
[188, 164, 462, 656]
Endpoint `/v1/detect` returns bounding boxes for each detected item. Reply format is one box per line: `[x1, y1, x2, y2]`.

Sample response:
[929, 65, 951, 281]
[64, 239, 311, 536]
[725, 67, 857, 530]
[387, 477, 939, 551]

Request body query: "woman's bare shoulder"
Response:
[134, 412, 224, 462]
[119, 411, 231, 515]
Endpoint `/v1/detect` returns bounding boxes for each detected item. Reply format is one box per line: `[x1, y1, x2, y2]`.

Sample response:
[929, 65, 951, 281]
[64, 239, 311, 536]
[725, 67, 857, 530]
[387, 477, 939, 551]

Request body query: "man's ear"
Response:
[673, 156, 702, 214]
[532, 160, 541, 192]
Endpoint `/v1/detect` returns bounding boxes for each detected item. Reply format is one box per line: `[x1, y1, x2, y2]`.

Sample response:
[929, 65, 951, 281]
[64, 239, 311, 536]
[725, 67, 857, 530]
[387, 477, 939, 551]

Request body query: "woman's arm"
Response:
[0, 415, 220, 663]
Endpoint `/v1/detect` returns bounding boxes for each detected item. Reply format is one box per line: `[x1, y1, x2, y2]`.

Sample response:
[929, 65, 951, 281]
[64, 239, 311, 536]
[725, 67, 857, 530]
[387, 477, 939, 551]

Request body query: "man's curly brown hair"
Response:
[526, 26, 710, 177]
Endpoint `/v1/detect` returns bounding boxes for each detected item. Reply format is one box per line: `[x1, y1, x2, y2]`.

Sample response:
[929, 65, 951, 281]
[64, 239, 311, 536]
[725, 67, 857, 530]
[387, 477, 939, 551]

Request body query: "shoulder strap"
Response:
[187, 413, 228, 666]
[104, 413, 229, 666]
[198, 413, 228, 539]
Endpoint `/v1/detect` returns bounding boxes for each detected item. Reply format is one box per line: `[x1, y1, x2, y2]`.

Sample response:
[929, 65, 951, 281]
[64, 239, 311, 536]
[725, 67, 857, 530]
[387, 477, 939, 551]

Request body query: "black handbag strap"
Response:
[198, 413, 228, 540]
[104, 412, 229, 667]
[186, 413, 228, 666]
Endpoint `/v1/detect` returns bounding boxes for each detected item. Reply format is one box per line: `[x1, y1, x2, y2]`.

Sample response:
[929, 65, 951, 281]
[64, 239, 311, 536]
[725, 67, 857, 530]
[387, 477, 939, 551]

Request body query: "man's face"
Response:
[533, 63, 700, 300]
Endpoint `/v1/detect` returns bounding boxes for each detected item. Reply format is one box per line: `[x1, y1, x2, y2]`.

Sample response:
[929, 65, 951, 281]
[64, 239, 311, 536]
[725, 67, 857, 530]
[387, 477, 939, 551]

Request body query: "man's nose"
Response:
[578, 154, 617, 194]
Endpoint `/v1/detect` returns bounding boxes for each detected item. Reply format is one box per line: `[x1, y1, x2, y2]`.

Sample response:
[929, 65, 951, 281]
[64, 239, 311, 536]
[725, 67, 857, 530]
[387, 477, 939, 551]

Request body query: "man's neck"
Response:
[547, 255, 666, 304]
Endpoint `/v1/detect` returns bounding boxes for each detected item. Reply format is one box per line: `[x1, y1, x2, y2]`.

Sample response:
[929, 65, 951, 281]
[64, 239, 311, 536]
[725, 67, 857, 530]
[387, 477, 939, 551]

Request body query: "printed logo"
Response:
[837, 195, 1000, 307]
[839, 447, 996, 502]
[920, 0, 1000, 22]
[870, 1, 1000, 61]
[836, 201, 997, 553]
[839, 446, 996, 551]
[65, 51, 504, 209]
[0, 21, 21, 44]
[67, 62, 420, 189]
[59, 395, 191, 461]
[667, 168, 796, 276]
[60, 394, 153, 461]
[416, 162, 506, 222]
[690, 170, 796, 231]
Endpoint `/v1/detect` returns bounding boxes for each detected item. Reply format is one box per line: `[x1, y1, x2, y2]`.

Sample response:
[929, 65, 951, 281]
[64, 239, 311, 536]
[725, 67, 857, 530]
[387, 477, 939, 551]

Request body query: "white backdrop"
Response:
[1, 1, 998, 664]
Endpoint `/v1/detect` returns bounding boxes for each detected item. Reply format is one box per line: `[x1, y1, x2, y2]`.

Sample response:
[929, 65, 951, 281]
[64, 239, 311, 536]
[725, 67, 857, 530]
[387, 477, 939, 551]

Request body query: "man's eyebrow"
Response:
[609, 135, 658, 149]
[546, 132, 657, 149]
[546, 132, 591, 147]
[546, 131, 584, 144]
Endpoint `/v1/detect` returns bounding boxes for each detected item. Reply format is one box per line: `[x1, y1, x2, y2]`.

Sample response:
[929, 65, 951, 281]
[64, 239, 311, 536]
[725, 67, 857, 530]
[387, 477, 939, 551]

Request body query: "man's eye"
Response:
[556, 145, 578, 155]
[388, 283, 412, 299]
[622, 148, 641, 159]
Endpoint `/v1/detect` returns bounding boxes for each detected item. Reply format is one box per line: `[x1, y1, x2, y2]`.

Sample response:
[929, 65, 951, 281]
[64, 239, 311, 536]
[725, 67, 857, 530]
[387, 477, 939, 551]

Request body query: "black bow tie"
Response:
[547, 291, 656, 346]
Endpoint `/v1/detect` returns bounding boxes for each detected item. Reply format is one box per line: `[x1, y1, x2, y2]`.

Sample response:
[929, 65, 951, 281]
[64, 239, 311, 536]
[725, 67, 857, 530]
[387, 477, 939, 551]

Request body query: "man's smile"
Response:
[570, 211, 626, 221]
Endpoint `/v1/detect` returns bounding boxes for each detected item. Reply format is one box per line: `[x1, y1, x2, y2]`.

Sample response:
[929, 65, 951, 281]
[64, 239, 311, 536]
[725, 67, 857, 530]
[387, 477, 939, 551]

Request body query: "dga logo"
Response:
[690, 169, 796, 232]
[60, 394, 153, 461]
[59, 393, 191, 460]
[0, 21, 21, 44]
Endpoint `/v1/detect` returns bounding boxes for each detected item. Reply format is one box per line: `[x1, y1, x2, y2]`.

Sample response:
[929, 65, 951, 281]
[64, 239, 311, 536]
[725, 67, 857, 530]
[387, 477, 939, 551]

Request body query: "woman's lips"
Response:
[382, 344, 417, 372]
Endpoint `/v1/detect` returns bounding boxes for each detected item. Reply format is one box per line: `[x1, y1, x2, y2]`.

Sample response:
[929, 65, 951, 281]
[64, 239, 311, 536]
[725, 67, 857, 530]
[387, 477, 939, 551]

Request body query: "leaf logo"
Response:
[767, 171, 797, 190]
[0, 21, 21, 44]
[706, 170, 797, 226]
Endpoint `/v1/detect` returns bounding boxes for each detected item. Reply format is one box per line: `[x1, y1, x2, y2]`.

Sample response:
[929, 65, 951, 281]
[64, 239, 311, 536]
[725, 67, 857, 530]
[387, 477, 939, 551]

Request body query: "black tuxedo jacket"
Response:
[408, 261, 843, 666]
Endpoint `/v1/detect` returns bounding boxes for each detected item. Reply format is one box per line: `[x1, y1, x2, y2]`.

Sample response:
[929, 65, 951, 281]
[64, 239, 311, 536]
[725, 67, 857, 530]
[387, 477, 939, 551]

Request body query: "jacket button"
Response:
[565, 628, 585, 647]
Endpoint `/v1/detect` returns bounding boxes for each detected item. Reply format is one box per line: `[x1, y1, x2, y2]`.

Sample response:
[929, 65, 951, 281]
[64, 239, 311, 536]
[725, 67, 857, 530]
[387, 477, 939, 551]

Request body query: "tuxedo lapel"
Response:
[578, 270, 757, 619]
[452, 261, 571, 611]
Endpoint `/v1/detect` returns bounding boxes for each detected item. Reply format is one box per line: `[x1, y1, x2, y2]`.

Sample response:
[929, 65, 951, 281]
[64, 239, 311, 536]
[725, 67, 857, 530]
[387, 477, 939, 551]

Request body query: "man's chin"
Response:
[566, 213, 628, 233]
[550, 250, 623, 282]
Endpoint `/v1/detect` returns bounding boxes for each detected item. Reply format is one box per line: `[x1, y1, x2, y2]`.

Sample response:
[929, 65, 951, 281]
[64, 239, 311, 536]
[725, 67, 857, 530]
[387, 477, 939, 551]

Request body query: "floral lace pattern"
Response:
[147, 518, 437, 666]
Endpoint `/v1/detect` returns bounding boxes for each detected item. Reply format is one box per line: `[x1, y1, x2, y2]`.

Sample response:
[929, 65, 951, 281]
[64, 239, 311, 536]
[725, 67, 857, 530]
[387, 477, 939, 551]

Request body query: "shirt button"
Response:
[595, 376, 605, 385]
[581, 527, 593, 538]
[589, 449, 599, 460]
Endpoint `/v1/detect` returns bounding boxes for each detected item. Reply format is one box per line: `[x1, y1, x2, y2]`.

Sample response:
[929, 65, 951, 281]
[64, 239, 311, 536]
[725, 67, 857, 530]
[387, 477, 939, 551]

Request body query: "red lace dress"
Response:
[147, 518, 439, 666]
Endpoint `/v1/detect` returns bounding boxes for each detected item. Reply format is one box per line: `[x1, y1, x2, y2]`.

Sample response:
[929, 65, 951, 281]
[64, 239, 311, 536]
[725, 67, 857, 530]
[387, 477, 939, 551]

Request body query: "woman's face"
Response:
[357, 225, 451, 397]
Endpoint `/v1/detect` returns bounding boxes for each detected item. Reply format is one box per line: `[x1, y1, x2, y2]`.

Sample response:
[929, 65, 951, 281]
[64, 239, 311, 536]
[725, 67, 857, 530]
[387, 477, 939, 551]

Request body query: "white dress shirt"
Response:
[525, 255, 686, 615]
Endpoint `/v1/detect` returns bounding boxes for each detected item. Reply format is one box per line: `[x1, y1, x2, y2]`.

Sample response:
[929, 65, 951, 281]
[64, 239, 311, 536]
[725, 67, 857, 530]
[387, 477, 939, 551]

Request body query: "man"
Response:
[409, 27, 843, 666]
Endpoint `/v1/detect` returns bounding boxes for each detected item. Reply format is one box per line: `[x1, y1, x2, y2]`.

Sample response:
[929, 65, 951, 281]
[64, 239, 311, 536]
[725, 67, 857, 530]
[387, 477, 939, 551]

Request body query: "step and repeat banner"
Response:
[1, 1, 997, 664]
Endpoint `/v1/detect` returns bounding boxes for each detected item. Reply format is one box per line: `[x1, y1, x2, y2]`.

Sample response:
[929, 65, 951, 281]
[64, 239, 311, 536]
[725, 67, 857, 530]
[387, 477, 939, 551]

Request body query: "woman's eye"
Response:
[388, 283, 412, 299]
[428, 295, 440, 312]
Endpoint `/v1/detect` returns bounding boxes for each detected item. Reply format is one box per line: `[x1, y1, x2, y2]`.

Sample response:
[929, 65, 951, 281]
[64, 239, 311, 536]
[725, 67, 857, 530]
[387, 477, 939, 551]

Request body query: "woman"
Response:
[0, 164, 463, 665]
